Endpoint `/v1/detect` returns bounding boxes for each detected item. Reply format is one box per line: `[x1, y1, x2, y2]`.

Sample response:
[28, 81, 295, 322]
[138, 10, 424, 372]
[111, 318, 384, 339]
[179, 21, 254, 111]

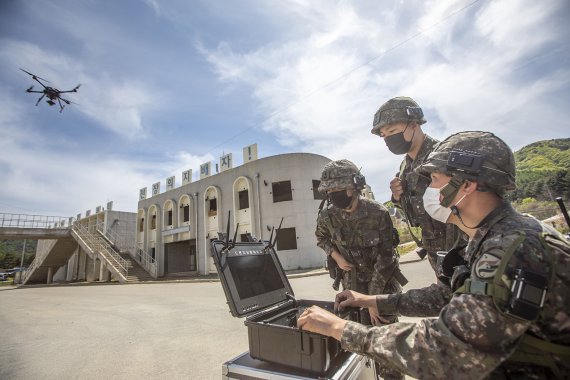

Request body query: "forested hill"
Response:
[513, 138, 570, 201]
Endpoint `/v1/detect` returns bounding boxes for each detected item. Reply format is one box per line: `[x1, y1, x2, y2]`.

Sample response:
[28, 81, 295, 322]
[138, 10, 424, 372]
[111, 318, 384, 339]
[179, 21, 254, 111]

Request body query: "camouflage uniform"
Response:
[317, 159, 405, 380]
[339, 132, 570, 379]
[316, 197, 402, 297]
[394, 135, 464, 270]
[374, 281, 452, 318]
[371, 97, 465, 273]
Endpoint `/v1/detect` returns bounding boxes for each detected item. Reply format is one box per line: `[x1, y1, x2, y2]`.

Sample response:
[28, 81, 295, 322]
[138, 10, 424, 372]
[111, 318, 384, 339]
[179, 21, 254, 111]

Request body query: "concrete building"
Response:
[50, 209, 137, 282]
[136, 152, 335, 277]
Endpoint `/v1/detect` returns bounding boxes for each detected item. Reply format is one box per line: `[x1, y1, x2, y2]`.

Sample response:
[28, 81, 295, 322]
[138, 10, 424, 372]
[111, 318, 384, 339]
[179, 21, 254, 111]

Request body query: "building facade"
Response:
[136, 152, 334, 277]
[53, 209, 137, 282]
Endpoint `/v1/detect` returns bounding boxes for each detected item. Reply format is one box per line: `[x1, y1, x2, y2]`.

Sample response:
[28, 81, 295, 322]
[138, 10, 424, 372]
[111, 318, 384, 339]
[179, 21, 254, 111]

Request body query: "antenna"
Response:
[272, 217, 284, 248]
[268, 226, 274, 246]
[224, 210, 231, 250]
[265, 217, 284, 251]
[229, 223, 239, 250]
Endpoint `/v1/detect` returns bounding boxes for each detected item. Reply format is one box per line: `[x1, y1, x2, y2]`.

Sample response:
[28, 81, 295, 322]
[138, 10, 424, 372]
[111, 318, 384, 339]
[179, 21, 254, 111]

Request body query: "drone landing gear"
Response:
[36, 94, 46, 106]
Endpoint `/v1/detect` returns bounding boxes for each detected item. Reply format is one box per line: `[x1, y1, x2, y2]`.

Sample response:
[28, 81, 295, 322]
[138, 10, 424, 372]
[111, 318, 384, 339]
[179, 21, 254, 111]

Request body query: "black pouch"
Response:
[326, 255, 337, 279]
[451, 265, 471, 292]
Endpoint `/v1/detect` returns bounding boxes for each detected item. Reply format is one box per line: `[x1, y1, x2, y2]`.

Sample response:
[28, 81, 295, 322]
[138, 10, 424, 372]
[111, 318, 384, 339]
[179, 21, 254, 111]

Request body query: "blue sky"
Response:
[0, 0, 569, 217]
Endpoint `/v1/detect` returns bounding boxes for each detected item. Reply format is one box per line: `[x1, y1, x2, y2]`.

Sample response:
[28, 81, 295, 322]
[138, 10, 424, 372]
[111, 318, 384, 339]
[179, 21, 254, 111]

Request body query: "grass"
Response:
[397, 242, 418, 256]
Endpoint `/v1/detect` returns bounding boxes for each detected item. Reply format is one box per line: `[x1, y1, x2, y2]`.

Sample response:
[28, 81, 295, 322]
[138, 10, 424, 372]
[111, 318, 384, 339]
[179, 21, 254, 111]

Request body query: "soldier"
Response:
[371, 96, 464, 273]
[300, 132, 570, 379]
[316, 159, 406, 379]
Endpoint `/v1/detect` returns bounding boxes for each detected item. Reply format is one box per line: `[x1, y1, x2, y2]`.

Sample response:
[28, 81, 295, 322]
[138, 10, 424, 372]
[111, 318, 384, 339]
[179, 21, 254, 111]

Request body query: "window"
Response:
[240, 233, 255, 242]
[139, 218, 144, 232]
[312, 180, 325, 200]
[276, 227, 297, 251]
[151, 215, 156, 230]
[208, 198, 217, 216]
[238, 190, 249, 210]
[183, 205, 190, 222]
[272, 180, 293, 203]
[167, 210, 173, 226]
[150, 247, 156, 260]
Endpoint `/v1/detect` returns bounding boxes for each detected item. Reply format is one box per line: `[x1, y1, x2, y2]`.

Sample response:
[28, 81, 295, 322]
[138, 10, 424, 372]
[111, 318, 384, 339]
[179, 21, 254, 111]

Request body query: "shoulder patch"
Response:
[474, 251, 502, 279]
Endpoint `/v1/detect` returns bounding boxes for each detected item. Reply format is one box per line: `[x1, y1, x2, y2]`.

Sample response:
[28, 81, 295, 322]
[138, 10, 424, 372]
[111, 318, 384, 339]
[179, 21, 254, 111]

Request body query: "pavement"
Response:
[1, 259, 433, 380]
[2, 247, 426, 290]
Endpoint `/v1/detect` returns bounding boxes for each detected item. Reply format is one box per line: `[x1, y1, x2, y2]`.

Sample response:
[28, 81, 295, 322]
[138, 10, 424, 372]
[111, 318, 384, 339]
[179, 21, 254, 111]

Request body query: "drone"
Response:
[20, 68, 80, 113]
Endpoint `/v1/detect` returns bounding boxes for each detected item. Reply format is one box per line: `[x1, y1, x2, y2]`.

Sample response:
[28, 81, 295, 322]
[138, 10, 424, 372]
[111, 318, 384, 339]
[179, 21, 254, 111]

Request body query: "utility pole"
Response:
[19, 239, 26, 284]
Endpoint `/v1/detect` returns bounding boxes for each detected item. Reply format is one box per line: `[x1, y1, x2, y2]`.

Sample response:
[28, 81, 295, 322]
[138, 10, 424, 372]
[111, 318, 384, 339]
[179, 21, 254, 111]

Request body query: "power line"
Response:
[202, 0, 484, 155]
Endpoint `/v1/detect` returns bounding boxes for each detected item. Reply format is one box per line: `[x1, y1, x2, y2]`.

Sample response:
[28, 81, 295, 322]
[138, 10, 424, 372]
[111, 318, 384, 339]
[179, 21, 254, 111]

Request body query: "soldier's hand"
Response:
[331, 250, 354, 271]
[368, 307, 390, 325]
[334, 290, 376, 312]
[297, 305, 346, 341]
[390, 177, 403, 201]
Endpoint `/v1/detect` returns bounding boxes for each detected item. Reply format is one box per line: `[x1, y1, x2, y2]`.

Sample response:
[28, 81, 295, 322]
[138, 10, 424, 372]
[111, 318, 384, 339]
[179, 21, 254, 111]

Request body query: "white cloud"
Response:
[0, 127, 210, 215]
[143, 0, 161, 16]
[0, 39, 154, 139]
[198, 0, 570, 201]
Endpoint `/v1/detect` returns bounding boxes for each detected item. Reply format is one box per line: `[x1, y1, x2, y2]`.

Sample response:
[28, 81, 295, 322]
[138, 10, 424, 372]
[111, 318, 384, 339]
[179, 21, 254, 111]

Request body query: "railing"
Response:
[137, 247, 158, 278]
[72, 223, 129, 279]
[0, 213, 74, 228]
[94, 221, 134, 253]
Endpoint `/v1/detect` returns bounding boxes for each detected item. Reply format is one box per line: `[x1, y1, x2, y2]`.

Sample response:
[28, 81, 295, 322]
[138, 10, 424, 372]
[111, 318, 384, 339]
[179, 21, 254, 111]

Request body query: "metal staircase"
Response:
[72, 223, 155, 283]
[94, 222, 156, 282]
[71, 223, 129, 283]
[1, 213, 156, 284]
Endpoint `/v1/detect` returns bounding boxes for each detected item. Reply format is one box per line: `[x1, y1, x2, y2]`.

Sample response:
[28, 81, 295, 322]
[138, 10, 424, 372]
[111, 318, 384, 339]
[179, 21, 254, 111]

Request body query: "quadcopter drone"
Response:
[20, 68, 80, 113]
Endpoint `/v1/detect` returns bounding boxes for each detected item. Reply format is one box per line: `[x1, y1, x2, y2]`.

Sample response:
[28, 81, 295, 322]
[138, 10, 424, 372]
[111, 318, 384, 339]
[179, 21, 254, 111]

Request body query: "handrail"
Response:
[94, 221, 134, 252]
[72, 223, 129, 278]
[137, 247, 158, 278]
[0, 213, 74, 228]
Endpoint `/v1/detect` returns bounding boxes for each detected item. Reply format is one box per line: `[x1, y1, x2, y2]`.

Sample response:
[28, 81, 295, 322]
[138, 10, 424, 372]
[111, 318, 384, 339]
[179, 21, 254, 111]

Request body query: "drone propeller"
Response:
[19, 68, 50, 83]
[59, 84, 81, 94]
[26, 85, 34, 92]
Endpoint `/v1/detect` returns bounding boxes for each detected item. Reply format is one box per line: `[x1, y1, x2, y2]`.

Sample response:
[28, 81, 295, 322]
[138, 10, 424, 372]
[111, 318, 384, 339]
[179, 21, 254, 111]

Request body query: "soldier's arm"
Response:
[341, 293, 530, 379]
[375, 282, 452, 317]
[315, 212, 335, 255]
[342, 237, 540, 378]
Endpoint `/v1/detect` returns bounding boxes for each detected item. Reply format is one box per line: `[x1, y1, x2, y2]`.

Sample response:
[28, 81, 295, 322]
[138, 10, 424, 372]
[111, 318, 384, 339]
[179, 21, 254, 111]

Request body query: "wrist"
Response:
[331, 318, 348, 341]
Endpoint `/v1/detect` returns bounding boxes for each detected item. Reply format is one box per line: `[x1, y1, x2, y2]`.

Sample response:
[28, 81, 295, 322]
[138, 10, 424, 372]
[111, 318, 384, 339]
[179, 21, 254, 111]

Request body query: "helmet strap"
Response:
[450, 193, 480, 229]
[440, 176, 465, 207]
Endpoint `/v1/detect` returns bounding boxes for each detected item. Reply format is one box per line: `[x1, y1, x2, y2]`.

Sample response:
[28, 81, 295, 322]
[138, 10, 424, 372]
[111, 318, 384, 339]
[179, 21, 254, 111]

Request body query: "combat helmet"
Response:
[419, 131, 516, 205]
[371, 96, 426, 136]
[318, 159, 366, 194]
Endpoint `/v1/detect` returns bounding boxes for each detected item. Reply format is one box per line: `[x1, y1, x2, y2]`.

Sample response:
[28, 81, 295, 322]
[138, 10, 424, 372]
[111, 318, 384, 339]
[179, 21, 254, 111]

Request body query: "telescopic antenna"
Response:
[271, 217, 284, 248]
[224, 210, 231, 249]
[229, 223, 239, 250]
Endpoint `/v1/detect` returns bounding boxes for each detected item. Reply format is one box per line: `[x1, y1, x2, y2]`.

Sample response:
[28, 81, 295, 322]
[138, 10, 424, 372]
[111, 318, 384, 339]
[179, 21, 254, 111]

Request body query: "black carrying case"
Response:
[210, 240, 359, 374]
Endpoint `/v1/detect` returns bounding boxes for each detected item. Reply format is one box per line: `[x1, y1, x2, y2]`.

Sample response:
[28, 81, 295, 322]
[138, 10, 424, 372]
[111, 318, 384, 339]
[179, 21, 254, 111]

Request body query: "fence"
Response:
[0, 213, 74, 229]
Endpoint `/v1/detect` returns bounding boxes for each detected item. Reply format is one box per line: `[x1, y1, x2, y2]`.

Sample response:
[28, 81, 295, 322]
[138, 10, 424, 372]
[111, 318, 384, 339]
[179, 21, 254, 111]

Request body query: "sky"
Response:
[0, 0, 569, 217]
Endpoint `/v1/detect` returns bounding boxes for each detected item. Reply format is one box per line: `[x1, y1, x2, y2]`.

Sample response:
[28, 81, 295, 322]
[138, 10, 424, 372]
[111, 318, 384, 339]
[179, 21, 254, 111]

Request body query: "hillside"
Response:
[513, 138, 570, 201]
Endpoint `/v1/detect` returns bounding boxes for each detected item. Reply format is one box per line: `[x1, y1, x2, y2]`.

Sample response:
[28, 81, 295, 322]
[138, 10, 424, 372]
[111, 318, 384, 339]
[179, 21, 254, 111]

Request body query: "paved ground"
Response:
[0, 258, 434, 380]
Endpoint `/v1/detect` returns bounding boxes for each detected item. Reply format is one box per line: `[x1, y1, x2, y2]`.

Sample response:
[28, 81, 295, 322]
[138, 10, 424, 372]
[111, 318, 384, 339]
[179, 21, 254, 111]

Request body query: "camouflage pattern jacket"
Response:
[394, 134, 464, 269]
[316, 197, 401, 295]
[375, 282, 452, 318]
[341, 201, 570, 379]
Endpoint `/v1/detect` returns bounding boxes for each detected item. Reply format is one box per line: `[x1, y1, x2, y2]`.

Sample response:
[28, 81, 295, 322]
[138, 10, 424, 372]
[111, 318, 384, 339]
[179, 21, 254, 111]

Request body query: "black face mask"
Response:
[329, 191, 353, 209]
[384, 125, 414, 155]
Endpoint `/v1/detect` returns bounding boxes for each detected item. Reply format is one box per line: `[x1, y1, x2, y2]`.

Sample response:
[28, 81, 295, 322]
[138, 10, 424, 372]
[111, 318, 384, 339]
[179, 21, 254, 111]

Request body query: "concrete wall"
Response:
[137, 152, 334, 276]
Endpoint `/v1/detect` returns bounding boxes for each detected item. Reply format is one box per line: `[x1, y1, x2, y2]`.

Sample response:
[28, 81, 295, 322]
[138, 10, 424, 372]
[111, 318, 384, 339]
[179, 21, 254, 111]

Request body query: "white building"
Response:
[136, 151, 334, 277]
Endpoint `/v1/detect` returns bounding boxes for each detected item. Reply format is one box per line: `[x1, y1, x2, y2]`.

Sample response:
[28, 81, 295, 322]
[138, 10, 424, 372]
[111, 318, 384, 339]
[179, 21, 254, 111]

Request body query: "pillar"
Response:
[47, 267, 54, 284]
